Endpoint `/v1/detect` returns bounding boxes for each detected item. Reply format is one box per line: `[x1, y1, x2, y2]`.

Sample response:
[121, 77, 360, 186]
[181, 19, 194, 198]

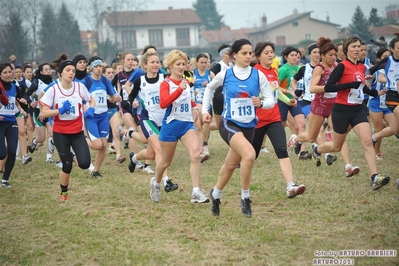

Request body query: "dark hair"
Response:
[342, 35, 362, 55]
[23, 64, 32, 72]
[229, 39, 252, 57]
[379, 36, 385, 41]
[317, 37, 337, 55]
[35, 63, 50, 77]
[218, 43, 230, 53]
[389, 33, 399, 50]
[196, 53, 208, 61]
[14, 64, 22, 70]
[143, 45, 157, 54]
[254, 41, 275, 58]
[52, 53, 69, 73]
[0, 62, 12, 74]
[281, 46, 297, 63]
[376, 47, 390, 60]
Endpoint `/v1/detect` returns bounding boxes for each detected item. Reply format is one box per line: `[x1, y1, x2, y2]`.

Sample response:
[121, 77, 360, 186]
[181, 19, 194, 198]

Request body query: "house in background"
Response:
[97, 7, 202, 58]
[248, 9, 340, 47]
[81, 30, 98, 56]
[200, 25, 253, 46]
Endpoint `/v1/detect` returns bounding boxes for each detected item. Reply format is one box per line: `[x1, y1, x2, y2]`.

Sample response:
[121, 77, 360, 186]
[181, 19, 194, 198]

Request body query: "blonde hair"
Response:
[164, 50, 188, 68]
[140, 52, 159, 69]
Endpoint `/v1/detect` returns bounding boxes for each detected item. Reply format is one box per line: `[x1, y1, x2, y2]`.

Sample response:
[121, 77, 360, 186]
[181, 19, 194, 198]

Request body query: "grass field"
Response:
[0, 129, 398, 265]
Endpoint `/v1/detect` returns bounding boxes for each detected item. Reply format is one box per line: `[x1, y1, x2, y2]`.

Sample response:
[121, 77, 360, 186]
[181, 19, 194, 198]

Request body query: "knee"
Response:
[275, 148, 289, 159]
[62, 163, 73, 174]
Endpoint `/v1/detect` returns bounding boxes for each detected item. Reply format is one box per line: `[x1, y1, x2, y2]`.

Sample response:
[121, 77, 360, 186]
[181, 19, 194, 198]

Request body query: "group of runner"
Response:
[1, 33, 398, 217]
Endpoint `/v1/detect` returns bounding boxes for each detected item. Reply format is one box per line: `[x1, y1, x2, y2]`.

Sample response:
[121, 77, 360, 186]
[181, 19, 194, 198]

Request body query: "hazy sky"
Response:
[149, 0, 395, 29]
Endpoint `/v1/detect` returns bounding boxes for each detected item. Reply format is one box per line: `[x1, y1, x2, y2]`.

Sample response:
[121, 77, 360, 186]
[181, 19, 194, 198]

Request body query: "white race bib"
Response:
[230, 98, 255, 123]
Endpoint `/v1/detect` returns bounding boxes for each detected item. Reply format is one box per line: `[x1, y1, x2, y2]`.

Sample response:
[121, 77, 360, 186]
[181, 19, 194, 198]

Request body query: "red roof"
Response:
[201, 26, 253, 44]
[101, 8, 202, 27]
[370, 24, 399, 36]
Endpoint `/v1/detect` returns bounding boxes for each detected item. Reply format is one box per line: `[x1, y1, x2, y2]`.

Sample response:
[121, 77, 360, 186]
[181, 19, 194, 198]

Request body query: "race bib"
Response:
[230, 97, 255, 123]
[347, 84, 364, 104]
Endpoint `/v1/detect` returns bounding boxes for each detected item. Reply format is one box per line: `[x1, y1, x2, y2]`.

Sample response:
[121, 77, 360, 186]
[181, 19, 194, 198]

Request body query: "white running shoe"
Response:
[22, 155, 32, 165]
[46, 158, 54, 163]
[136, 161, 144, 169]
[191, 189, 210, 203]
[260, 146, 270, 153]
[143, 165, 155, 174]
[88, 164, 95, 174]
[55, 161, 63, 169]
[287, 134, 297, 151]
[150, 177, 161, 202]
[286, 184, 306, 198]
[48, 138, 55, 154]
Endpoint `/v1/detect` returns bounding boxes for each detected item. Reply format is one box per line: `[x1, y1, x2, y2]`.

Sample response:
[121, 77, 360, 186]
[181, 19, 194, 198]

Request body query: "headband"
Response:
[90, 59, 103, 70]
[308, 44, 318, 55]
[58, 60, 74, 74]
[219, 47, 230, 57]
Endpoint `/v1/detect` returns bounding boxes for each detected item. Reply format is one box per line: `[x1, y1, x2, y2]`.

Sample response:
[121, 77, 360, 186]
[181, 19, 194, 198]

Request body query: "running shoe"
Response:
[55, 161, 63, 169]
[209, 189, 221, 216]
[164, 179, 178, 193]
[200, 153, 210, 163]
[22, 155, 32, 165]
[325, 154, 337, 165]
[143, 165, 154, 174]
[376, 152, 383, 160]
[117, 125, 124, 141]
[241, 198, 252, 218]
[371, 133, 377, 147]
[371, 174, 390, 190]
[128, 152, 136, 173]
[325, 131, 332, 142]
[298, 151, 309, 160]
[294, 143, 302, 155]
[150, 177, 161, 202]
[136, 161, 144, 169]
[59, 192, 68, 201]
[28, 138, 37, 153]
[191, 189, 209, 203]
[48, 138, 55, 154]
[345, 164, 360, 177]
[91, 171, 102, 179]
[116, 155, 126, 164]
[0, 181, 12, 188]
[108, 146, 116, 154]
[287, 134, 297, 151]
[260, 146, 270, 153]
[311, 144, 321, 167]
[286, 184, 306, 198]
[46, 158, 54, 163]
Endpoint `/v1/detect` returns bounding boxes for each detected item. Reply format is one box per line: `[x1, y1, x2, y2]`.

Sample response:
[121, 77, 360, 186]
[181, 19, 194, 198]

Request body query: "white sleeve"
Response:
[258, 70, 275, 109]
[39, 87, 55, 108]
[201, 70, 226, 114]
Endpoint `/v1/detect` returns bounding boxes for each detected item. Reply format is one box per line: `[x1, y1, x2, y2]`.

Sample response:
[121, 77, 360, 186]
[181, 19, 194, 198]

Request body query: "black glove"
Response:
[295, 90, 304, 97]
[121, 101, 130, 109]
[363, 85, 378, 97]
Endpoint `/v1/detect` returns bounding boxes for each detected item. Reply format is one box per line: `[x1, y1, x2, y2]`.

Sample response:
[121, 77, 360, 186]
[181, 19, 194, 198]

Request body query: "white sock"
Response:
[241, 189, 250, 200]
[192, 187, 200, 194]
[162, 176, 169, 186]
[286, 182, 295, 190]
[212, 187, 222, 199]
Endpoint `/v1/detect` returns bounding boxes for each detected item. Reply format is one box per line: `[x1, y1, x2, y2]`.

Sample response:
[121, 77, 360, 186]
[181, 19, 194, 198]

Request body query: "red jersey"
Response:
[253, 63, 280, 128]
[335, 60, 366, 106]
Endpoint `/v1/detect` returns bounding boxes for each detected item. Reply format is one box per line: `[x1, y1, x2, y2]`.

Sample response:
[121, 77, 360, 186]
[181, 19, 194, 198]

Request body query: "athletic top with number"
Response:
[253, 64, 281, 127]
[40, 82, 91, 134]
[130, 73, 166, 126]
[368, 55, 399, 92]
[24, 79, 51, 109]
[326, 59, 366, 106]
[112, 70, 134, 102]
[160, 77, 195, 124]
[82, 75, 118, 115]
[293, 63, 315, 102]
[193, 69, 212, 104]
[369, 69, 388, 108]
[0, 82, 18, 122]
[313, 63, 337, 101]
[202, 65, 275, 128]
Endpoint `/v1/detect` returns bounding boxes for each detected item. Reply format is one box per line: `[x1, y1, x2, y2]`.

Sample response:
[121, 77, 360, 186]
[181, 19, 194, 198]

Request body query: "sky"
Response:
[146, 0, 395, 29]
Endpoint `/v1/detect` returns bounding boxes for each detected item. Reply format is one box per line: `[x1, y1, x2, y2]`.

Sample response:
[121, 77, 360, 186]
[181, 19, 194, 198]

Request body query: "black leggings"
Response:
[252, 122, 288, 159]
[0, 122, 18, 180]
[53, 131, 91, 174]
